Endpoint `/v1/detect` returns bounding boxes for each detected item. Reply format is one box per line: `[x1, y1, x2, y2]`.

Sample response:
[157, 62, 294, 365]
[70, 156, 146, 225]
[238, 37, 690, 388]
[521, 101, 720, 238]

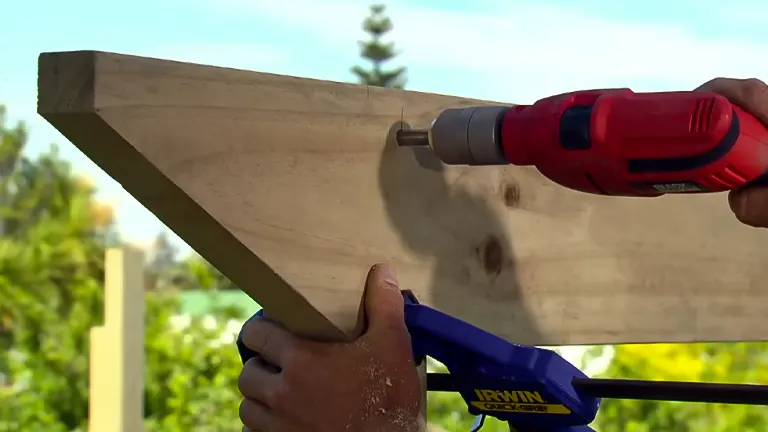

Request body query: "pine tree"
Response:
[351, 4, 407, 89]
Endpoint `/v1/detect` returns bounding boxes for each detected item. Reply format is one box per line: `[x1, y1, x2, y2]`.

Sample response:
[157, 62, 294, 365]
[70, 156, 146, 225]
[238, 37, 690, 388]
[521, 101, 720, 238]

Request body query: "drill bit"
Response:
[396, 129, 430, 147]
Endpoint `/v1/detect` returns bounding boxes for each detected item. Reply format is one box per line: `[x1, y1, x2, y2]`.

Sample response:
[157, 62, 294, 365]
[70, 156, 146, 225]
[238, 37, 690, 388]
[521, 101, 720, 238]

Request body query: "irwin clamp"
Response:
[237, 291, 768, 431]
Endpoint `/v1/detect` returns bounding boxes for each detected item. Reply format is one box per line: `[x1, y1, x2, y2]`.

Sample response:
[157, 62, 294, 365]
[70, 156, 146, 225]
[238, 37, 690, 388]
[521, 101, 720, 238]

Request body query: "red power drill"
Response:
[396, 89, 768, 196]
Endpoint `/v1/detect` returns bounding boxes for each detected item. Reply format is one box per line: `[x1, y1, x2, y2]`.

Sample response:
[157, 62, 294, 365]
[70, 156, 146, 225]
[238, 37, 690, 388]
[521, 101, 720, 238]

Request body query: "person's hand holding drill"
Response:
[238, 77, 768, 432]
[696, 77, 768, 227]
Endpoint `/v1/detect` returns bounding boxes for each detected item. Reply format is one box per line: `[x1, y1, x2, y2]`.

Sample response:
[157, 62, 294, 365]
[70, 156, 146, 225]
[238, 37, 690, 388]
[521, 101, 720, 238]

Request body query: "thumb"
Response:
[729, 187, 768, 228]
[363, 263, 405, 333]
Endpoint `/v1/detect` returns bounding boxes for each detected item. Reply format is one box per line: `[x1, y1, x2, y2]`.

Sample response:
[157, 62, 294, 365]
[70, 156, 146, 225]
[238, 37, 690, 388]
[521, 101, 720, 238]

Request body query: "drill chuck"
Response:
[395, 129, 431, 147]
[396, 106, 510, 165]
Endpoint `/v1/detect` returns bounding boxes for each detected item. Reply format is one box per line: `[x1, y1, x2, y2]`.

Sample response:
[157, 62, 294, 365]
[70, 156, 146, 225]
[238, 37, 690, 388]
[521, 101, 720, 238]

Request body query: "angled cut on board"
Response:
[38, 50, 768, 346]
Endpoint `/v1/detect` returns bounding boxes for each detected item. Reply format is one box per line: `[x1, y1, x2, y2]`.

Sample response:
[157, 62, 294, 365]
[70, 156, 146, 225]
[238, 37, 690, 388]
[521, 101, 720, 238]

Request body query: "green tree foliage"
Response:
[142, 293, 244, 431]
[178, 254, 239, 291]
[145, 232, 238, 292]
[0, 105, 245, 431]
[587, 343, 768, 432]
[0, 105, 113, 430]
[427, 360, 511, 432]
[146, 232, 181, 291]
[351, 4, 407, 88]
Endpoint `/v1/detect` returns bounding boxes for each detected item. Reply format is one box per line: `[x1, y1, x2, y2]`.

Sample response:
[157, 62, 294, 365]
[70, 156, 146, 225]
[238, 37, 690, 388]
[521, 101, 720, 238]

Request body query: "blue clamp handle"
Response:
[237, 291, 599, 431]
[400, 290, 598, 432]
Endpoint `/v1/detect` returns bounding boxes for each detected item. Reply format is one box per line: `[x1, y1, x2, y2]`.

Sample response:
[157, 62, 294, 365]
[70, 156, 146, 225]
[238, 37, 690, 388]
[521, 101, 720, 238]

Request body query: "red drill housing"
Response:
[411, 89, 768, 197]
[502, 89, 768, 196]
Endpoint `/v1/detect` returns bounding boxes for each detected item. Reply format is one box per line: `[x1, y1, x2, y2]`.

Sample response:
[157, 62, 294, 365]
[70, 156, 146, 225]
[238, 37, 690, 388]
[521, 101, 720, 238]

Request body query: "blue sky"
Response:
[3, 0, 768, 257]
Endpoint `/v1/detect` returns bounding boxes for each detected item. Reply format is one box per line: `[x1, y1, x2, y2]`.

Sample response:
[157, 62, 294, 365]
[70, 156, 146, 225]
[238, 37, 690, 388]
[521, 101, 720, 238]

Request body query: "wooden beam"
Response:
[89, 247, 145, 432]
[38, 50, 768, 347]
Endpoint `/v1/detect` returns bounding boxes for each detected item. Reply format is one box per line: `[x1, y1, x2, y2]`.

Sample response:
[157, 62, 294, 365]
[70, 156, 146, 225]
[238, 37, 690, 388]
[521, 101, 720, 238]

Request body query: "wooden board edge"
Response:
[37, 51, 356, 341]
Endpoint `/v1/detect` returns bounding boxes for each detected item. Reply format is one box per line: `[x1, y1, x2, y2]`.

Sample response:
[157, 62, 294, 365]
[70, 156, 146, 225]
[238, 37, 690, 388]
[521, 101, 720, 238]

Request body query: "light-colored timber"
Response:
[38, 50, 768, 347]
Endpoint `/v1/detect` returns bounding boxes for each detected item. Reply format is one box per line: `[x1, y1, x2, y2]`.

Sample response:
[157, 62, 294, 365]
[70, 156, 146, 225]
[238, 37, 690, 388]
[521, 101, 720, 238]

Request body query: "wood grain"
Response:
[38, 50, 768, 346]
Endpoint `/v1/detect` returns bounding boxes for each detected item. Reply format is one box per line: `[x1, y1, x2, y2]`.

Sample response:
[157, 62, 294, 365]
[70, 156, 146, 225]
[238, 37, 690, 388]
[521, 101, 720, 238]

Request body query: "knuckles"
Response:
[237, 350, 303, 411]
[740, 78, 768, 107]
[237, 359, 292, 412]
[275, 340, 300, 372]
[264, 381, 292, 414]
[238, 398, 267, 430]
[238, 399, 250, 424]
[237, 357, 258, 397]
[730, 189, 768, 228]
[696, 77, 767, 98]
[242, 318, 276, 352]
[742, 77, 767, 92]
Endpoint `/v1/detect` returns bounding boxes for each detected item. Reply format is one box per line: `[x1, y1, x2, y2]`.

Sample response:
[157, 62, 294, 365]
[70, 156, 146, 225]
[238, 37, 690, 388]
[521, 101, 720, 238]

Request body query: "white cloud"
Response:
[198, 0, 768, 102]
